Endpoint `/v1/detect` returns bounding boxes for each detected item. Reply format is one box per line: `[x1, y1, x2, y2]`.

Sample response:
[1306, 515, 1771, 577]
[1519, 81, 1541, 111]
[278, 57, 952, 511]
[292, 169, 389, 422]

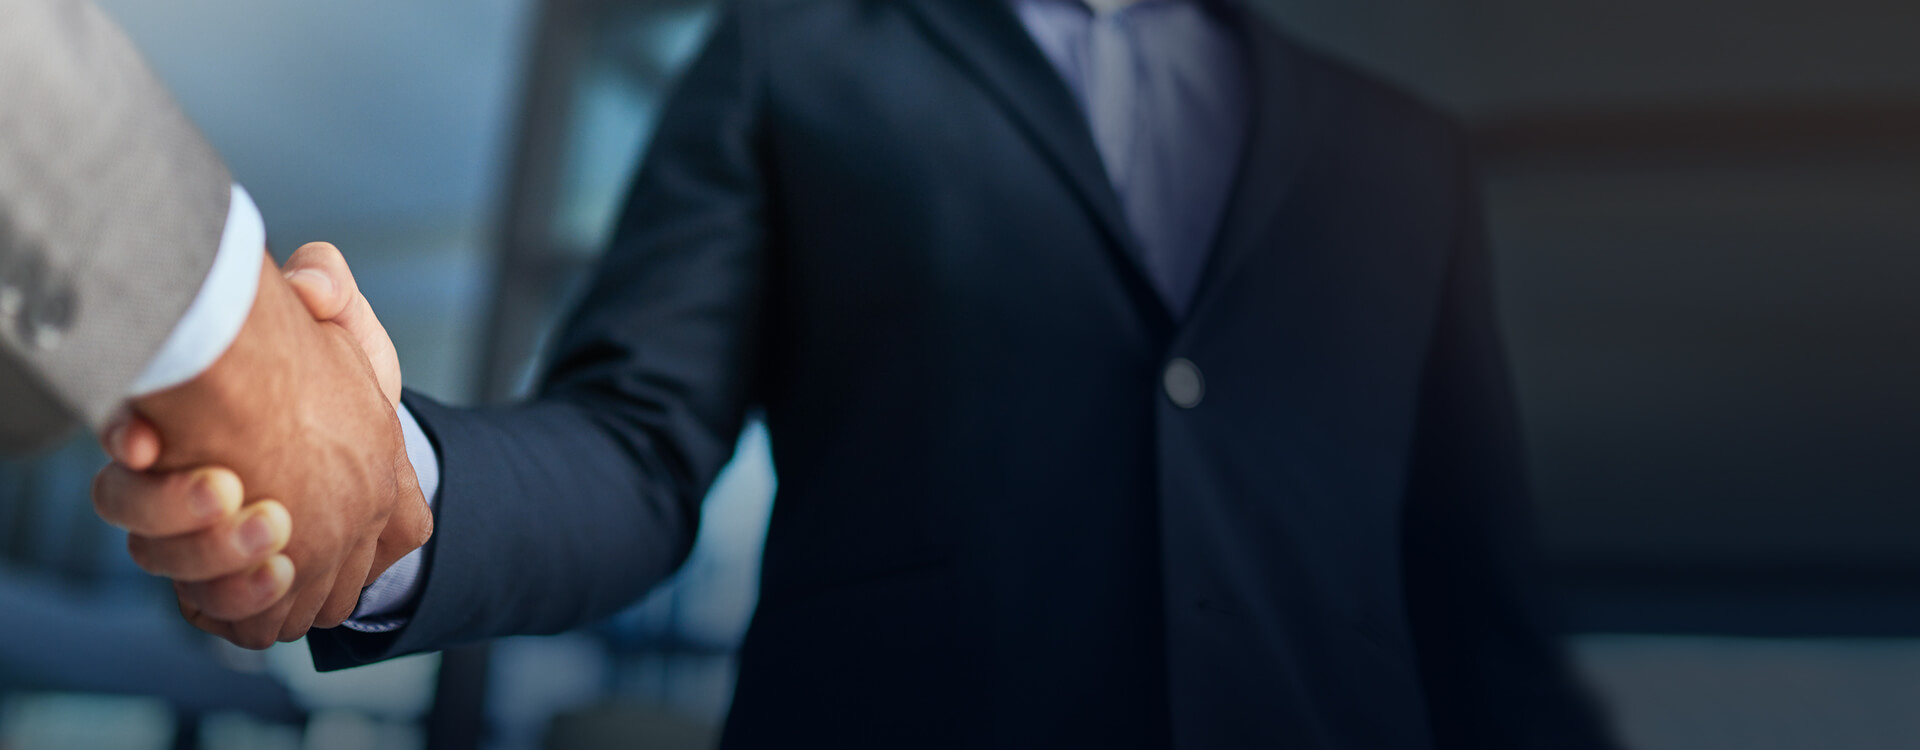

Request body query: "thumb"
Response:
[282, 243, 352, 321]
[282, 242, 403, 406]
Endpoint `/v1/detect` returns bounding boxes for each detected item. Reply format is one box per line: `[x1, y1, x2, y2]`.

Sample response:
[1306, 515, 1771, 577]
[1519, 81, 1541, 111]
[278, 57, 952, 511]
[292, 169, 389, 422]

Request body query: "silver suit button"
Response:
[1163, 358, 1204, 408]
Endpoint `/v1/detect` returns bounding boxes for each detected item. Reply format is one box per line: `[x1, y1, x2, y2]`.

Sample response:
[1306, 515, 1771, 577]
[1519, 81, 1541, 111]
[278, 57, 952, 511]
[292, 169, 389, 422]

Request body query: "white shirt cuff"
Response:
[128, 185, 264, 397]
[341, 401, 440, 632]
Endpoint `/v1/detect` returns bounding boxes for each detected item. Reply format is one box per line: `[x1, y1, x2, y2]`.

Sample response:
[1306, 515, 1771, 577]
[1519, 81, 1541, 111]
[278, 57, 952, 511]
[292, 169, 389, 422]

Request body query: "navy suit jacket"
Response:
[311, 0, 1615, 747]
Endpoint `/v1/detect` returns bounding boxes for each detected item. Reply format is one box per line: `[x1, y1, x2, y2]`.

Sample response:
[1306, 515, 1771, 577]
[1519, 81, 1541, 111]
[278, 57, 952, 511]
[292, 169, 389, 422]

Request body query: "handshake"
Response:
[92, 243, 430, 649]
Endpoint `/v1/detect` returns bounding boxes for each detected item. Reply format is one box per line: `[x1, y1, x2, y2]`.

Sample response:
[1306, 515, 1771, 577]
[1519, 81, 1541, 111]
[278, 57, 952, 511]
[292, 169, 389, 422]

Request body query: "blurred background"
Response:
[1, 0, 1917, 747]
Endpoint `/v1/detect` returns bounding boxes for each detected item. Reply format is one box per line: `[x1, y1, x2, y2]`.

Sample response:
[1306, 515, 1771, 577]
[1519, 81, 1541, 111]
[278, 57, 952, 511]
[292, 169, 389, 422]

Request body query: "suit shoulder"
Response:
[732, 0, 874, 19]
[728, 0, 903, 47]
[1327, 61, 1461, 142]
[1268, 31, 1469, 155]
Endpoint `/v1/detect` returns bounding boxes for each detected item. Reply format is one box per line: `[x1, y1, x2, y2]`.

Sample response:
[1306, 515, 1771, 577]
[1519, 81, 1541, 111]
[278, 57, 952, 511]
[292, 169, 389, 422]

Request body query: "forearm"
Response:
[310, 391, 709, 668]
[314, 0, 764, 666]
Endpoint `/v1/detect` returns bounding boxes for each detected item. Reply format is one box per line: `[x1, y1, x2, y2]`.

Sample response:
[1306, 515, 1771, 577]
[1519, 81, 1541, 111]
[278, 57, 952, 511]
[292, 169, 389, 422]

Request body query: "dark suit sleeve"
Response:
[1400, 159, 1618, 748]
[308, 0, 768, 669]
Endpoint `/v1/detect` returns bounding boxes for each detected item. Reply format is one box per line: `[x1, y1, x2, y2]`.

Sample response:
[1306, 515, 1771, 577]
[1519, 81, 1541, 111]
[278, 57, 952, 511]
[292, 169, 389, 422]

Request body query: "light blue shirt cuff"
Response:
[341, 401, 440, 633]
[128, 185, 263, 397]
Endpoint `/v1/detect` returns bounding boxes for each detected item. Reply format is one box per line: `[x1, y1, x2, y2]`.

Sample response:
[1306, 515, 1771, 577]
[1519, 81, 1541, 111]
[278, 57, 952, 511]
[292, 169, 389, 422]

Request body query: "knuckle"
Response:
[91, 469, 138, 525]
[211, 536, 250, 573]
[192, 590, 233, 619]
[124, 536, 154, 573]
[317, 601, 354, 629]
[89, 470, 111, 511]
[237, 631, 276, 651]
[199, 582, 261, 621]
[127, 536, 186, 577]
[162, 535, 228, 582]
[407, 514, 434, 548]
[164, 472, 213, 518]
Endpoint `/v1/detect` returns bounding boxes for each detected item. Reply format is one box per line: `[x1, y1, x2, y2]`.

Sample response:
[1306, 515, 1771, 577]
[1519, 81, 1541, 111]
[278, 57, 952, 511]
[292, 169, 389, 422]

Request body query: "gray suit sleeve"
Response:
[0, 0, 234, 453]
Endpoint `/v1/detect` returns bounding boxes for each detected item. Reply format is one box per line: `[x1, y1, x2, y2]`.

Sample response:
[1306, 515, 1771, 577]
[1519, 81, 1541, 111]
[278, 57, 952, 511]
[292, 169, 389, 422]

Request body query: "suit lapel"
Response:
[1182, 7, 1321, 326]
[899, 0, 1173, 327]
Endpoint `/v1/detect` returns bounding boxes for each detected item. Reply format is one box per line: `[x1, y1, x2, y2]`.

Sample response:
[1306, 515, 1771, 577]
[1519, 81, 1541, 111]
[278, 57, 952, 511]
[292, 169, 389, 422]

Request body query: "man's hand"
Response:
[92, 244, 426, 649]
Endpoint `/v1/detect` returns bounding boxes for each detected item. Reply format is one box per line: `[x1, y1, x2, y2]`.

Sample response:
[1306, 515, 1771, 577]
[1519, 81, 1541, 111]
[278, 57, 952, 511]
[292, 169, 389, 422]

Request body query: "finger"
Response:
[249, 519, 344, 642]
[127, 501, 291, 581]
[276, 573, 338, 643]
[93, 465, 242, 537]
[176, 553, 295, 628]
[226, 587, 298, 651]
[316, 536, 380, 630]
[284, 242, 400, 405]
[99, 410, 162, 471]
[99, 409, 127, 457]
[119, 418, 163, 470]
[175, 581, 238, 643]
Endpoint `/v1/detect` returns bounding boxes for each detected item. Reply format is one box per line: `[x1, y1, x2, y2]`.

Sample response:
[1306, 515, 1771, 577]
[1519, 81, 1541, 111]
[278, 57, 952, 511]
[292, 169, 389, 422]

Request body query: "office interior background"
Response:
[1, 0, 1917, 747]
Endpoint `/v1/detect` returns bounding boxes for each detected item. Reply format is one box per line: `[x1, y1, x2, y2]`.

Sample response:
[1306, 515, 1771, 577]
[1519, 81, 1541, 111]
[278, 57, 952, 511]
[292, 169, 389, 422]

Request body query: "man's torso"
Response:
[726, 0, 1471, 746]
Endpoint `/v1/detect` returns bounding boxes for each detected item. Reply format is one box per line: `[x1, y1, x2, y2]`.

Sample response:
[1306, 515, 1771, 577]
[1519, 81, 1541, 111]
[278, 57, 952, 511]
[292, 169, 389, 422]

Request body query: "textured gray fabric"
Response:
[0, 345, 71, 453]
[0, 0, 232, 452]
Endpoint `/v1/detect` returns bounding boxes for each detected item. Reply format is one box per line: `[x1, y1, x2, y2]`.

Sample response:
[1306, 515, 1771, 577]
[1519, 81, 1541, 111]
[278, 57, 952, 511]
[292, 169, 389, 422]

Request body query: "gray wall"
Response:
[1264, 0, 1920, 575]
[98, 0, 537, 402]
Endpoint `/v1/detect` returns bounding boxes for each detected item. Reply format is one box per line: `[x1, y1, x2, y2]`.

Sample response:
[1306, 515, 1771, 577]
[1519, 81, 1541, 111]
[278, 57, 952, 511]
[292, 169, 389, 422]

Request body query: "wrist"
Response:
[128, 186, 267, 398]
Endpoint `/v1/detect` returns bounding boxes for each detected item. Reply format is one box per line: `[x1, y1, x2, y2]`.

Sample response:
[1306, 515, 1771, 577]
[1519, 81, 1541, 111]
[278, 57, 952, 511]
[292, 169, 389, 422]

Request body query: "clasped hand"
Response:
[90, 243, 429, 649]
